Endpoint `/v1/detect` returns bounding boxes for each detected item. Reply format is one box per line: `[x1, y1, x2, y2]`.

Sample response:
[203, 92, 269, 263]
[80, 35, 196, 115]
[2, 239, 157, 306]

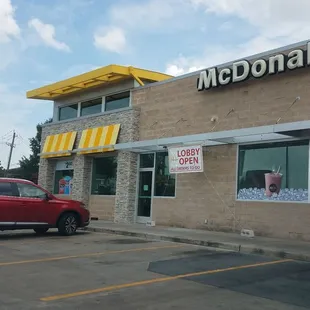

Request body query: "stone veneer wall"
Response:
[39, 108, 140, 223]
[114, 151, 138, 223]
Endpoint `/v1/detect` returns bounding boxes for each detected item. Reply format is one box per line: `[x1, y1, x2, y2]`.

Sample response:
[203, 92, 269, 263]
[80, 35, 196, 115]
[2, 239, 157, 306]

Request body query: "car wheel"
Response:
[33, 227, 49, 234]
[58, 213, 78, 236]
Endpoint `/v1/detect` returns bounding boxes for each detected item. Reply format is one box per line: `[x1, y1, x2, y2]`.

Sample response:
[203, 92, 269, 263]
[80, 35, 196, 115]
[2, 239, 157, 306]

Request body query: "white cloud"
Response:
[107, 0, 199, 34]
[167, 0, 310, 75]
[0, 0, 20, 43]
[109, 0, 180, 30]
[28, 18, 70, 52]
[94, 26, 126, 53]
[166, 36, 291, 75]
[190, 0, 310, 42]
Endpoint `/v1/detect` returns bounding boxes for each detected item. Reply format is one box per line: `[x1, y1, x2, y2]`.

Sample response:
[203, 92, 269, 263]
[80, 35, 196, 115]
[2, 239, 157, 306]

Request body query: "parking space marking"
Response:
[41, 258, 292, 302]
[0, 233, 116, 247]
[0, 244, 183, 267]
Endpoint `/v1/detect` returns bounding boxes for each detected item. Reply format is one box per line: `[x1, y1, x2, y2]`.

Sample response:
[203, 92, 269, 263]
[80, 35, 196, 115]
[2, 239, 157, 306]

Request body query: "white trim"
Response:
[236, 199, 309, 204]
[129, 90, 132, 108]
[77, 102, 81, 117]
[112, 120, 310, 152]
[153, 196, 176, 199]
[307, 142, 310, 203]
[136, 152, 155, 223]
[101, 96, 106, 112]
[235, 144, 239, 201]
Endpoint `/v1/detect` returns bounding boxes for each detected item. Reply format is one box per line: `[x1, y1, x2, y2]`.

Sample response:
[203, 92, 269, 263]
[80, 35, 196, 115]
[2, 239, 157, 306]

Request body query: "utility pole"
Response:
[6, 131, 16, 172]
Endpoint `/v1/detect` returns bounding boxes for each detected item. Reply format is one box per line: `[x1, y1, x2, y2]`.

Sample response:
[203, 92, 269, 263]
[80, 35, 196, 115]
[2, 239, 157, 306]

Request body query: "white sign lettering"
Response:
[168, 145, 204, 174]
[197, 42, 310, 91]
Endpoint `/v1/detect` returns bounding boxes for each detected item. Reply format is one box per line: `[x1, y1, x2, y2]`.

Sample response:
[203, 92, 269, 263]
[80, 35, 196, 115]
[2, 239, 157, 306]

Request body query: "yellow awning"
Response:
[41, 132, 77, 158]
[77, 124, 120, 154]
[26, 65, 173, 100]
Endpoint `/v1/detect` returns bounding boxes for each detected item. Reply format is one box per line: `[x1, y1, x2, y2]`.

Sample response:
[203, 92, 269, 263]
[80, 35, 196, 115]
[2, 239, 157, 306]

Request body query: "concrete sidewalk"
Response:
[85, 221, 310, 262]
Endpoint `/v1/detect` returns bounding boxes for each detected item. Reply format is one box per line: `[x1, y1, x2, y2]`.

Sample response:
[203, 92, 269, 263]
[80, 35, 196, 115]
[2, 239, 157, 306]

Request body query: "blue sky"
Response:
[1, 0, 310, 168]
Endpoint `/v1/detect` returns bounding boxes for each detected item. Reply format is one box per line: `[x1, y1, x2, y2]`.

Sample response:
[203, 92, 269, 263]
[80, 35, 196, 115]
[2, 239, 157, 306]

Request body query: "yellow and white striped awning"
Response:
[77, 124, 120, 154]
[40, 132, 77, 158]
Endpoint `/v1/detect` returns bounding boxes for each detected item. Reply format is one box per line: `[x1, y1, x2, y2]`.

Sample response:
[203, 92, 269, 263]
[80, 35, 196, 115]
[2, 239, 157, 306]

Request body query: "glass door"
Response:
[136, 170, 153, 223]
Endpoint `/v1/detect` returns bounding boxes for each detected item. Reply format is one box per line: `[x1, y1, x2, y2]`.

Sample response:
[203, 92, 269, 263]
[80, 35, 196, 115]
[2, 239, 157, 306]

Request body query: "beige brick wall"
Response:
[151, 146, 310, 241]
[133, 69, 310, 241]
[89, 195, 115, 221]
[133, 69, 310, 139]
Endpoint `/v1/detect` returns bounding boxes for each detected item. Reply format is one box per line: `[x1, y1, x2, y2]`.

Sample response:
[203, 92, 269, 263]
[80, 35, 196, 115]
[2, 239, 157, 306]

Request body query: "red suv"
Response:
[0, 178, 90, 236]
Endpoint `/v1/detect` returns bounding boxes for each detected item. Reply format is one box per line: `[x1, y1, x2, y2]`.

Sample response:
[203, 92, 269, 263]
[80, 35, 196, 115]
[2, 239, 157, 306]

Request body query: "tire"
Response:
[34, 227, 49, 234]
[58, 213, 78, 236]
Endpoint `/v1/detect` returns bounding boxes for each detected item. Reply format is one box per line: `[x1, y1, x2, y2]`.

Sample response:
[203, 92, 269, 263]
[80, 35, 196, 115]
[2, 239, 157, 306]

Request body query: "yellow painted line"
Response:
[0, 233, 116, 247]
[0, 244, 182, 267]
[41, 258, 293, 302]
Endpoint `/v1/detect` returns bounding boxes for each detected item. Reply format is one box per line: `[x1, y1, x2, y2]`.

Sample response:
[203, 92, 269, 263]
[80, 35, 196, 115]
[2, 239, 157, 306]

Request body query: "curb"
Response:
[84, 226, 310, 262]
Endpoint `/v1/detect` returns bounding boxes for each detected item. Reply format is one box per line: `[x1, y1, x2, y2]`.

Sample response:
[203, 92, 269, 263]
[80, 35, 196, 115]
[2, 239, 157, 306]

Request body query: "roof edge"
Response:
[133, 39, 310, 91]
[26, 64, 173, 100]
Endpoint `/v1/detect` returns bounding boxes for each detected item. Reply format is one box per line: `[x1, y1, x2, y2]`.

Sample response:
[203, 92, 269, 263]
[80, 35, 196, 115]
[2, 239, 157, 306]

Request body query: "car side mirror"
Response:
[44, 193, 51, 201]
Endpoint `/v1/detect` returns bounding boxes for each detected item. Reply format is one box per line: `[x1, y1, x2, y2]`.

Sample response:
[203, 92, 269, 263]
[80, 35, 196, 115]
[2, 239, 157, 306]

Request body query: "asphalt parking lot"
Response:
[0, 230, 310, 310]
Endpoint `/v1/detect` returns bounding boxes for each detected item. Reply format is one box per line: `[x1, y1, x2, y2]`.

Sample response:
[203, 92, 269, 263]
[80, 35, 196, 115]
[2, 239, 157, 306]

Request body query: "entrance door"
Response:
[136, 170, 153, 223]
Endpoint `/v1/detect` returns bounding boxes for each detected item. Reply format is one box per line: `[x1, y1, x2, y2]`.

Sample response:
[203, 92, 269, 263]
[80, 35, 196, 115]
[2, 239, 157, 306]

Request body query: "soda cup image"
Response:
[59, 179, 66, 194]
[265, 173, 282, 197]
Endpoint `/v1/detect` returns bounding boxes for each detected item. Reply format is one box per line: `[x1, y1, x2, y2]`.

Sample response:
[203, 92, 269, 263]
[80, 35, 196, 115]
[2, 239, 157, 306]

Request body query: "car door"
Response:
[14, 182, 54, 226]
[0, 182, 21, 227]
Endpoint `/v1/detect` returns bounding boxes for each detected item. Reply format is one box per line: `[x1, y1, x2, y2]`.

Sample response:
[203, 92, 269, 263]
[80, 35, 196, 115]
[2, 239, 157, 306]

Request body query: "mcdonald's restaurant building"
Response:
[27, 40, 310, 241]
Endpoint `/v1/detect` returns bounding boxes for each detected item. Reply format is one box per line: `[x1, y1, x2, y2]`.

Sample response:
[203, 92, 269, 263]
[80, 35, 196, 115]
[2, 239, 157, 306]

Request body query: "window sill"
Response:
[90, 194, 116, 197]
[236, 199, 309, 204]
[47, 107, 133, 126]
[153, 196, 176, 199]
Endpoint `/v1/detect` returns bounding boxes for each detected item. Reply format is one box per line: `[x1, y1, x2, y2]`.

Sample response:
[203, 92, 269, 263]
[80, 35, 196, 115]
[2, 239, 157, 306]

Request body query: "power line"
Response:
[6, 131, 16, 172]
[0, 130, 14, 141]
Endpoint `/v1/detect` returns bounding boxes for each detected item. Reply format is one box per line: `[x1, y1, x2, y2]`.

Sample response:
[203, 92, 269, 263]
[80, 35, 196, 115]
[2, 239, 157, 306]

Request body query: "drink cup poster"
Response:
[59, 175, 73, 195]
[168, 145, 204, 174]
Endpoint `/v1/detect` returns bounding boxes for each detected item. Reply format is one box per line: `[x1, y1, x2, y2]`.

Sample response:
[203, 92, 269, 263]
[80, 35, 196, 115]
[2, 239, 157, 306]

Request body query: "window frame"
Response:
[56, 90, 132, 122]
[80, 97, 104, 117]
[235, 139, 310, 204]
[104, 90, 131, 112]
[58, 103, 79, 121]
[15, 182, 47, 199]
[90, 154, 118, 196]
[53, 158, 74, 195]
[137, 151, 177, 199]
[153, 152, 176, 198]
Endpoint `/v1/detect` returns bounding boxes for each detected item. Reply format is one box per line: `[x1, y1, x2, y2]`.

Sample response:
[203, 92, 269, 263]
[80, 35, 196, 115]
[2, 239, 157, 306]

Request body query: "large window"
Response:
[81, 98, 102, 117]
[91, 156, 117, 195]
[57, 91, 131, 121]
[155, 153, 176, 197]
[237, 140, 309, 202]
[59, 104, 78, 121]
[105, 91, 130, 112]
[53, 160, 74, 195]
